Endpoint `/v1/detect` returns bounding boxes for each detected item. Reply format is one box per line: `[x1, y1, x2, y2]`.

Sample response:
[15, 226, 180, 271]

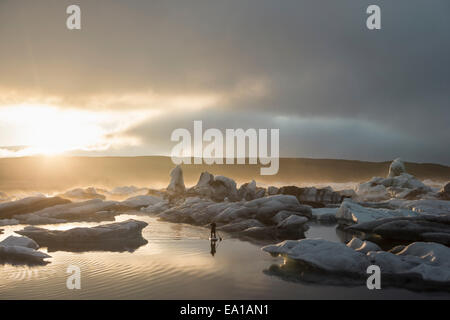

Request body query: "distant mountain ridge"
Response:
[0, 156, 448, 193]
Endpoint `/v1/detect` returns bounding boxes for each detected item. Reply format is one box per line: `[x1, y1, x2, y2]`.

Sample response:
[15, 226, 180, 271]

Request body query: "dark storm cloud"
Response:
[0, 0, 449, 163]
[122, 109, 445, 164]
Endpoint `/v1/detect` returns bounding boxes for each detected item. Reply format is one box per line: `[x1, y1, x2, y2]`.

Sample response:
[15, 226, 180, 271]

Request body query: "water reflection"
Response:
[335, 224, 410, 251]
[335, 225, 357, 243]
[170, 224, 183, 239]
[0, 257, 50, 267]
[263, 258, 364, 287]
[44, 237, 148, 253]
[209, 239, 221, 257]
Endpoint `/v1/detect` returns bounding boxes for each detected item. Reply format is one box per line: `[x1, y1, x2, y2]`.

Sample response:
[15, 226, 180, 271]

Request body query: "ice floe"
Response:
[0, 235, 51, 265]
[0, 218, 20, 226]
[267, 186, 279, 195]
[16, 219, 148, 253]
[346, 237, 381, 254]
[167, 165, 186, 195]
[263, 238, 450, 289]
[238, 180, 266, 201]
[12, 199, 124, 225]
[185, 171, 241, 202]
[278, 186, 342, 207]
[108, 186, 149, 197]
[367, 242, 450, 284]
[60, 187, 106, 201]
[277, 215, 308, 229]
[157, 195, 312, 241]
[0, 191, 11, 202]
[141, 199, 170, 214]
[438, 182, 450, 200]
[311, 207, 338, 222]
[388, 158, 406, 177]
[0, 196, 71, 219]
[1, 235, 39, 249]
[218, 219, 265, 233]
[347, 214, 450, 245]
[263, 239, 370, 274]
[121, 195, 164, 209]
[355, 159, 435, 202]
[336, 199, 420, 225]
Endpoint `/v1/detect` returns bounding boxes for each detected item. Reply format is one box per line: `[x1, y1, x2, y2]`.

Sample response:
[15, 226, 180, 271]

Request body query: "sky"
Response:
[0, 0, 449, 164]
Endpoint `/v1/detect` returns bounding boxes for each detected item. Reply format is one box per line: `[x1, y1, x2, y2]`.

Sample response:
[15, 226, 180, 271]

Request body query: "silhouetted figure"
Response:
[210, 222, 217, 239]
[210, 240, 217, 256]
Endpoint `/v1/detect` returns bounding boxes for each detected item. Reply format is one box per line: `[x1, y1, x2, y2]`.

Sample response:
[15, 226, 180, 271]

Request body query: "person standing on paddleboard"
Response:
[210, 222, 217, 239]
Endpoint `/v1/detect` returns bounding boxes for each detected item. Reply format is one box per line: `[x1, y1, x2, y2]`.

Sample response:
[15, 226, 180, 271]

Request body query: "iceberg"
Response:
[16, 219, 148, 253]
[263, 239, 450, 290]
[13, 199, 123, 225]
[0, 235, 51, 265]
[0, 196, 71, 219]
[336, 199, 420, 225]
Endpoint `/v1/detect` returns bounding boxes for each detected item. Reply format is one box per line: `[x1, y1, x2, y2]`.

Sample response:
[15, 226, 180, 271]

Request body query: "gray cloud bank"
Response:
[0, 0, 449, 164]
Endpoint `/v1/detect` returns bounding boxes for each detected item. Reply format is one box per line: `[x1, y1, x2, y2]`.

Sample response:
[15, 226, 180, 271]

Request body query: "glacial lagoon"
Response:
[1, 214, 448, 299]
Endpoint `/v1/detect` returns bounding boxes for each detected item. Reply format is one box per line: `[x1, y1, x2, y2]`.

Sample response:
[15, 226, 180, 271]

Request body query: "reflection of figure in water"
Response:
[170, 224, 182, 239]
[209, 222, 222, 256]
[210, 240, 217, 256]
[210, 222, 217, 239]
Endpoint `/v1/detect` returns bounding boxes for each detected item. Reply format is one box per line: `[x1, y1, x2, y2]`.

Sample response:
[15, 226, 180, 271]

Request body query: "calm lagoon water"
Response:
[0, 214, 449, 299]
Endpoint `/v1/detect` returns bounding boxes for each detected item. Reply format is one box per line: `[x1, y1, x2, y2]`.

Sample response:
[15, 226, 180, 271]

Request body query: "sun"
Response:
[0, 104, 107, 156]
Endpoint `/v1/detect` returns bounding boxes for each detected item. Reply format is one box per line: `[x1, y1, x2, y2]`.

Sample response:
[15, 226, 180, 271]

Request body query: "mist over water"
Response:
[0, 156, 448, 196]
